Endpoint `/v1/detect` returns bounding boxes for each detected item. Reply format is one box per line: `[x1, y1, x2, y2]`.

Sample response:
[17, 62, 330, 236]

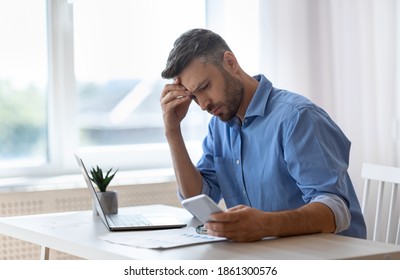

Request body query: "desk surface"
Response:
[1, 204, 400, 260]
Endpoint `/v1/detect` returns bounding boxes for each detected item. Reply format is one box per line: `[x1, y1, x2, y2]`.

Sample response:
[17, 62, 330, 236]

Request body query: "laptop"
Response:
[74, 154, 186, 231]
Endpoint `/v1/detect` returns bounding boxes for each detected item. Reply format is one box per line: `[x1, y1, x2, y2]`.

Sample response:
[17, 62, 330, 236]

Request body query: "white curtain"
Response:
[259, 0, 400, 195]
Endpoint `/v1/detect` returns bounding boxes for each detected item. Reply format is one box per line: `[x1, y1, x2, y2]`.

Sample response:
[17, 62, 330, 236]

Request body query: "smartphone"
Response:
[182, 194, 224, 224]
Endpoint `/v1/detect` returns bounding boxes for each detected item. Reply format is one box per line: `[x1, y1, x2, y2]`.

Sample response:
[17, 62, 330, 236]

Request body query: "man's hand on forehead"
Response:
[172, 77, 195, 100]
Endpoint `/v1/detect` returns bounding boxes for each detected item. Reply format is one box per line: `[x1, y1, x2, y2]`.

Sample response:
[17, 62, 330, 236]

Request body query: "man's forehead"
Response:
[181, 78, 208, 94]
[178, 59, 214, 92]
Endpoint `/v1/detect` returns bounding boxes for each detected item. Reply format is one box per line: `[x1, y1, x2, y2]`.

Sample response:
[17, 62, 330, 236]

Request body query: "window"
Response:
[0, 0, 207, 178]
[0, 0, 263, 180]
[0, 0, 48, 170]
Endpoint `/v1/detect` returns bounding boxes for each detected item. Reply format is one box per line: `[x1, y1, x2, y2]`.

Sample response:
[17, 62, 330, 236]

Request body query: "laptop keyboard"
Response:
[108, 214, 152, 227]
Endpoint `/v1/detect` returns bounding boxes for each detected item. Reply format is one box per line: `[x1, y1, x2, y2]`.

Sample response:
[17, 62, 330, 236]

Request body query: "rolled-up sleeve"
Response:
[311, 194, 351, 233]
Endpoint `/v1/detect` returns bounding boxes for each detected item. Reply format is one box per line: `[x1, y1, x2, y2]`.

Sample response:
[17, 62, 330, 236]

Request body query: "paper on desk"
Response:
[99, 227, 226, 249]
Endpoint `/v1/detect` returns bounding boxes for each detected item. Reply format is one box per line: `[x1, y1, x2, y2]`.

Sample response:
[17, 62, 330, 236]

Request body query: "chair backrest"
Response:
[361, 163, 400, 245]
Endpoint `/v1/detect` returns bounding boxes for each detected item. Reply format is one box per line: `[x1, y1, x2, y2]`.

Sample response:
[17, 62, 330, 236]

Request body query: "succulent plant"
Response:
[89, 165, 118, 192]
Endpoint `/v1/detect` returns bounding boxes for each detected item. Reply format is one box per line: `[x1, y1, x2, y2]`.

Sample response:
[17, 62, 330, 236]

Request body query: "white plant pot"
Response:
[93, 190, 118, 215]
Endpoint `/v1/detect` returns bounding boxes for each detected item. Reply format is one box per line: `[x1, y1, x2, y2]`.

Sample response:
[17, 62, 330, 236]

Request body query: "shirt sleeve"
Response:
[284, 105, 353, 199]
[311, 194, 351, 233]
[177, 177, 213, 202]
[283, 105, 355, 234]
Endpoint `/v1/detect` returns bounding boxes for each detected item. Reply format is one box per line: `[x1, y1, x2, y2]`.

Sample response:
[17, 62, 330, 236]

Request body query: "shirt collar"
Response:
[226, 74, 273, 127]
[245, 74, 273, 118]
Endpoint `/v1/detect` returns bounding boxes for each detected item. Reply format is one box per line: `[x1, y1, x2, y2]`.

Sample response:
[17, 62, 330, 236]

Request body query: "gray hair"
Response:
[161, 29, 231, 79]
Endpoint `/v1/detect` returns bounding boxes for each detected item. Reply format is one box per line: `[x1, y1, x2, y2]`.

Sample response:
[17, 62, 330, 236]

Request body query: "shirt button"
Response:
[236, 160, 240, 165]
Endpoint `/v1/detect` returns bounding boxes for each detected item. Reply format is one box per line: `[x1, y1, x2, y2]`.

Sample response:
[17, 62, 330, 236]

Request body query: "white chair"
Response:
[361, 163, 400, 245]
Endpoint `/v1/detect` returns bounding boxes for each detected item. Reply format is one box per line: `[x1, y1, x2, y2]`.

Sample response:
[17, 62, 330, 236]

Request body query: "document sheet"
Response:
[99, 227, 226, 249]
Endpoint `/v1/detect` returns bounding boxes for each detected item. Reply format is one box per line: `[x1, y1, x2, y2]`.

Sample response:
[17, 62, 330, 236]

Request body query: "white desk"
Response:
[0, 204, 400, 260]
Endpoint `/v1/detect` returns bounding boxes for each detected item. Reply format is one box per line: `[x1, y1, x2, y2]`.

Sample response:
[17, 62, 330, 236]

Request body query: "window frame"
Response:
[0, 0, 263, 180]
[0, 0, 207, 179]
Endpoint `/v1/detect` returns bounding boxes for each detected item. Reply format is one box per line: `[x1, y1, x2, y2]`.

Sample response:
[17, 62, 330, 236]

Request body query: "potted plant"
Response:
[89, 165, 118, 215]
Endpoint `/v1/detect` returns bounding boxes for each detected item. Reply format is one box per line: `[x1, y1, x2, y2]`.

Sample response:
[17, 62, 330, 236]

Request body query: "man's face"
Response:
[178, 58, 244, 122]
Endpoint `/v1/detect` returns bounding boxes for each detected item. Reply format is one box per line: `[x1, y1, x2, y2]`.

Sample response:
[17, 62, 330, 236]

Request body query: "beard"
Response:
[211, 68, 244, 122]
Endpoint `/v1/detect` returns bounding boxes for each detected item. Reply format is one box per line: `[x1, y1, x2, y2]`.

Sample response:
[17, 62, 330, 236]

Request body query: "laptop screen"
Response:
[74, 154, 111, 228]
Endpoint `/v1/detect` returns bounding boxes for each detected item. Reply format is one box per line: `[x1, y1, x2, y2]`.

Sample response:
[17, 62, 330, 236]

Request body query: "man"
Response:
[160, 28, 366, 242]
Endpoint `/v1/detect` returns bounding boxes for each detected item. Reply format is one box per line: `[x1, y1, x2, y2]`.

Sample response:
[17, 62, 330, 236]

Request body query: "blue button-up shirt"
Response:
[196, 74, 366, 238]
